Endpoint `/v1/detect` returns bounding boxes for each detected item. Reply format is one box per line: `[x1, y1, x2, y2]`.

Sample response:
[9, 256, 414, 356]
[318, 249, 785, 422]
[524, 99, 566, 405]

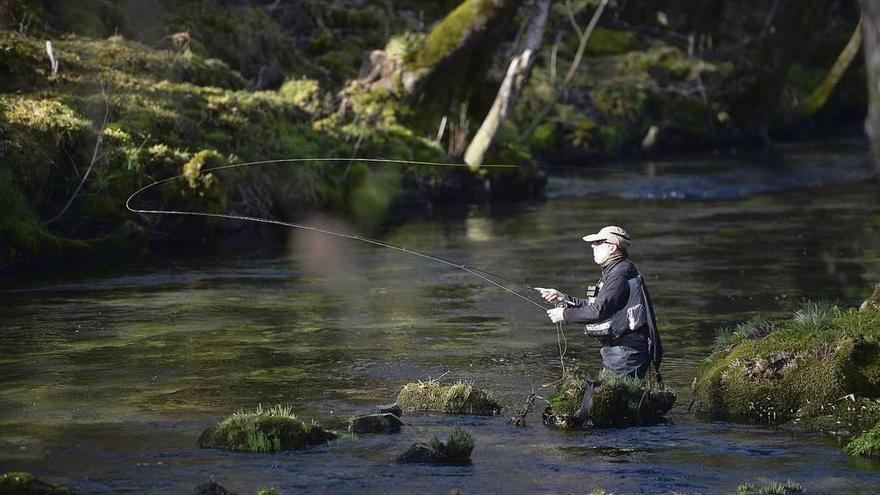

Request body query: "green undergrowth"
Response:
[0, 26, 484, 272]
[547, 369, 676, 428]
[197, 404, 337, 452]
[396, 379, 501, 415]
[693, 300, 880, 457]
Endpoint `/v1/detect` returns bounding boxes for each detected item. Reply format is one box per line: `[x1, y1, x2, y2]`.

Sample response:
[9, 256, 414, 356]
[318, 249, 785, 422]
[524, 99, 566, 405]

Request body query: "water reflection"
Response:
[2, 147, 880, 493]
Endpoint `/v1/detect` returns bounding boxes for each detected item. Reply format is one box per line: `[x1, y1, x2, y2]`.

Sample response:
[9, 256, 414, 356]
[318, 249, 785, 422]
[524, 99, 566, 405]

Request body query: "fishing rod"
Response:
[125, 157, 559, 311]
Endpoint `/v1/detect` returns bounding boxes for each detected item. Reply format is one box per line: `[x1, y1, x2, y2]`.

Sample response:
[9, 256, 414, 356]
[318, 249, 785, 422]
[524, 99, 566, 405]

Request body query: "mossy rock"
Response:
[198, 404, 337, 453]
[845, 421, 880, 458]
[348, 413, 405, 434]
[396, 428, 474, 465]
[544, 370, 675, 429]
[693, 301, 880, 456]
[0, 472, 77, 495]
[396, 379, 501, 415]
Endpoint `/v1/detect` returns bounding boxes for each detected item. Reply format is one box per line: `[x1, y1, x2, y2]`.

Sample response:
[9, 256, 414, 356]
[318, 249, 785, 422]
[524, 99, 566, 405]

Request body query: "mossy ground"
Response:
[0, 25, 492, 272]
[396, 379, 501, 415]
[693, 300, 880, 456]
[197, 404, 337, 453]
[547, 370, 675, 428]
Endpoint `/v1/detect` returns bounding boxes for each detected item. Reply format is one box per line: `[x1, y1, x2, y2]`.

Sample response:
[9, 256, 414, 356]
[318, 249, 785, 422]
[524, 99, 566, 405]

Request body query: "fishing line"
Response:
[125, 156, 595, 379]
[126, 156, 558, 311]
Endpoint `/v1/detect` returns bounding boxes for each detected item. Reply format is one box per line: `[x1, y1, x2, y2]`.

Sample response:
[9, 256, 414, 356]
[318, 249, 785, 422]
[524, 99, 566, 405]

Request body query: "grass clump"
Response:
[546, 370, 675, 428]
[197, 404, 337, 453]
[0, 471, 77, 494]
[736, 479, 804, 494]
[693, 300, 880, 457]
[396, 428, 474, 465]
[845, 420, 880, 457]
[396, 379, 501, 416]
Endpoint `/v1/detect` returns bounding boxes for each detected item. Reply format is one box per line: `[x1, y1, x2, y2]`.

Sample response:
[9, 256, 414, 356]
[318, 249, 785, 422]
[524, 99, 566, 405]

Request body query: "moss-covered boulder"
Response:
[348, 413, 405, 434]
[396, 379, 501, 416]
[543, 370, 675, 429]
[0, 472, 77, 495]
[692, 301, 880, 456]
[845, 421, 880, 458]
[197, 404, 337, 453]
[396, 428, 474, 465]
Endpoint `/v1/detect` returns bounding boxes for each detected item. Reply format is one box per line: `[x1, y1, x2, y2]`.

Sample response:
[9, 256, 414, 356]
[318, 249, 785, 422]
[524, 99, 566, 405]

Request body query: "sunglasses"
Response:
[590, 241, 610, 247]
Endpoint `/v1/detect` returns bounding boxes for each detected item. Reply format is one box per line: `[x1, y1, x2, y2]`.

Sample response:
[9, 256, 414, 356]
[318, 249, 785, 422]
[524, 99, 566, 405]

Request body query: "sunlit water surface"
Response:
[3, 142, 880, 494]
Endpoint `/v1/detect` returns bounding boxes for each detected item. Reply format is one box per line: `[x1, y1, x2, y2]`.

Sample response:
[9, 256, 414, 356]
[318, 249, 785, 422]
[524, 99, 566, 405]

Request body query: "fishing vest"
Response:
[583, 275, 649, 340]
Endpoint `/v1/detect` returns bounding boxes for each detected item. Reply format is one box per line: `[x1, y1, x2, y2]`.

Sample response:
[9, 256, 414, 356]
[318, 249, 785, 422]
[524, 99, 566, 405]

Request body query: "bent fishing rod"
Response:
[125, 157, 560, 311]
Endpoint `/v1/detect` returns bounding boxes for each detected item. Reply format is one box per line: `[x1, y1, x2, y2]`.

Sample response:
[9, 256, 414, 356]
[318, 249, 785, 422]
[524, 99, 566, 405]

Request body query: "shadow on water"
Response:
[2, 142, 880, 493]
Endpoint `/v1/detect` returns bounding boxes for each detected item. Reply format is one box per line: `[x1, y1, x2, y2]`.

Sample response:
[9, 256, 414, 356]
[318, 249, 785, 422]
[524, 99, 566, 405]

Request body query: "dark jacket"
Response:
[562, 257, 663, 376]
[562, 258, 640, 326]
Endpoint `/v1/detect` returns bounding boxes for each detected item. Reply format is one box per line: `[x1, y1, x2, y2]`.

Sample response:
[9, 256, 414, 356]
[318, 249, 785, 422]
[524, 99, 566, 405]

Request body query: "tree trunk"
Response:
[798, 17, 862, 118]
[464, 0, 550, 169]
[860, 0, 880, 174]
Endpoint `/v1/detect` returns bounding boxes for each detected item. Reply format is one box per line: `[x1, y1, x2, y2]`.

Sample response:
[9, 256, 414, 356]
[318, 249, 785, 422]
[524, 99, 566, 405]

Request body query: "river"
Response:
[2, 140, 880, 494]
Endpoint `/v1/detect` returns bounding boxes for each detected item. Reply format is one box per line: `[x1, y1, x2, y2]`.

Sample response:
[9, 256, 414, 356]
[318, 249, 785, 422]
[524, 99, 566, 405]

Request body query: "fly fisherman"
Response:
[536, 226, 662, 381]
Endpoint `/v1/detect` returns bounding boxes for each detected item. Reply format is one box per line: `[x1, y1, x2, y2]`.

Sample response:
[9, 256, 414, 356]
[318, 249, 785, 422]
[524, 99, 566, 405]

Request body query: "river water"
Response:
[3, 141, 880, 494]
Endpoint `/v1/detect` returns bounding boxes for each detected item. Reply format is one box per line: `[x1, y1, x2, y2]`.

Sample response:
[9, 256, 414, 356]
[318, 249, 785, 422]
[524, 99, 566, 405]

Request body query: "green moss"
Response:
[278, 78, 322, 114]
[396, 379, 501, 415]
[0, 471, 77, 494]
[582, 27, 639, 57]
[413, 0, 515, 69]
[547, 370, 675, 428]
[694, 301, 880, 457]
[845, 421, 880, 457]
[197, 404, 337, 452]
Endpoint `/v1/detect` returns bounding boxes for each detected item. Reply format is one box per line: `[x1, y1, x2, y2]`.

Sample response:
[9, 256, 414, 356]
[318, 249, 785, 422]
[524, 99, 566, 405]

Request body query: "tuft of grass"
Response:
[198, 404, 337, 452]
[737, 479, 804, 494]
[397, 379, 501, 415]
[792, 299, 839, 332]
[845, 420, 880, 457]
[547, 370, 675, 428]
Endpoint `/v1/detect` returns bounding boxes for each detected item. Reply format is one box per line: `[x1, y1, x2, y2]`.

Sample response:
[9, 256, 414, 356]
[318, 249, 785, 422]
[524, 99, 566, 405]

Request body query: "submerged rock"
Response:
[348, 413, 406, 434]
[198, 404, 337, 453]
[543, 370, 675, 429]
[396, 379, 501, 416]
[376, 402, 403, 417]
[692, 301, 880, 456]
[396, 428, 474, 465]
[192, 480, 238, 495]
[0, 472, 77, 495]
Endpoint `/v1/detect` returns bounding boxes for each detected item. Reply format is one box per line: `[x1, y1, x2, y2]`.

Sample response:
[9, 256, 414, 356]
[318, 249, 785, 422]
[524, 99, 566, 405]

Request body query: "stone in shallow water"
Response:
[376, 402, 403, 417]
[0, 472, 78, 495]
[543, 371, 675, 429]
[193, 479, 237, 495]
[197, 404, 337, 452]
[395, 428, 474, 465]
[348, 413, 406, 434]
[396, 380, 501, 415]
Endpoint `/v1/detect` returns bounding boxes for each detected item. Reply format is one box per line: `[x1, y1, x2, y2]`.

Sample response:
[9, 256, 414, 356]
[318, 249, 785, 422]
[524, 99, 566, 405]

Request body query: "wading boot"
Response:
[573, 380, 597, 426]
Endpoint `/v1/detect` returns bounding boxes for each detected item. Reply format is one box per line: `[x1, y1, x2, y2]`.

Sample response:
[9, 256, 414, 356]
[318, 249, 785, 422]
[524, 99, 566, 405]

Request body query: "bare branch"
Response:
[44, 80, 110, 226]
